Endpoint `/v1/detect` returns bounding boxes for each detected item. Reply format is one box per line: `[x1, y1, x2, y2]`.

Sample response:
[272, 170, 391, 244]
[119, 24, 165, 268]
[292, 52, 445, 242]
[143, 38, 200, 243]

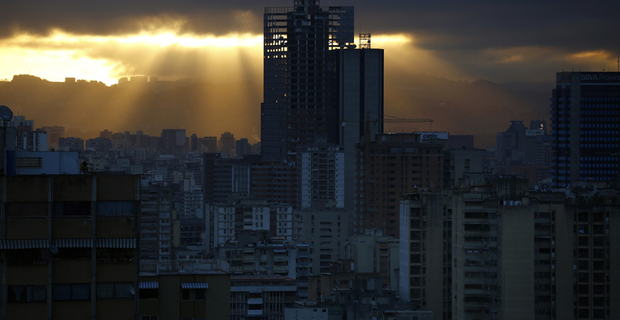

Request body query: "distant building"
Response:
[219, 132, 236, 158]
[86, 137, 112, 152]
[19, 129, 48, 151]
[299, 209, 351, 274]
[139, 184, 176, 268]
[250, 160, 295, 204]
[444, 148, 485, 188]
[58, 137, 84, 152]
[160, 129, 187, 155]
[236, 138, 252, 158]
[230, 275, 297, 319]
[296, 144, 345, 210]
[495, 120, 526, 165]
[356, 133, 444, 237]
[100, 129, 113, 140]
[345, 229, 400, 289]
[5, 115, 34, 132]
[449, 135, 475, 149]
[203, 154, 253, 205]
[208, 201, 299, 249]
[41, 125, 65, 150]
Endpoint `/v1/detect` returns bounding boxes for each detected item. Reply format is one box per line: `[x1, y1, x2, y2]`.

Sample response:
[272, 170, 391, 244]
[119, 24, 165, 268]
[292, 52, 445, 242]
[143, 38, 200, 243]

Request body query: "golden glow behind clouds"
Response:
[0, 30, 422, 85]
[0, 29, 263, 85]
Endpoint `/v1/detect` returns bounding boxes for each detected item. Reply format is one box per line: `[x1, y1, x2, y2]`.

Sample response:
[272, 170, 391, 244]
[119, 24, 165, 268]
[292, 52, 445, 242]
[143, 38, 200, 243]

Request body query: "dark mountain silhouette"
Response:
[385, 73, 551, 147]
[0, 75, 262, 141]
[0, 73, 551, 147]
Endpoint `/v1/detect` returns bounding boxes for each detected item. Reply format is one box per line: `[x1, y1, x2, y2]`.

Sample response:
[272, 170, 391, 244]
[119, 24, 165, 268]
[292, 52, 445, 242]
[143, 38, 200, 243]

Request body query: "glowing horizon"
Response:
[0, 30, 421, 86]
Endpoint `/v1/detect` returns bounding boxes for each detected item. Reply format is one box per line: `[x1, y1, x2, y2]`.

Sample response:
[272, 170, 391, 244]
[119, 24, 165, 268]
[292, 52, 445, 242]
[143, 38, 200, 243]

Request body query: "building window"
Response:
[6, 249, 49, 266]
[53, 284, 90, 301]
[96, 248, 134, 263]
[97, 201, 135, 216]
[8, 285, 46, 302]
[53, 201, 91, 216]
[140, 289, 159, 299]
[182, 289, 206, 301]
[6, 202, 47, 218]
[97, 283, 134, 299]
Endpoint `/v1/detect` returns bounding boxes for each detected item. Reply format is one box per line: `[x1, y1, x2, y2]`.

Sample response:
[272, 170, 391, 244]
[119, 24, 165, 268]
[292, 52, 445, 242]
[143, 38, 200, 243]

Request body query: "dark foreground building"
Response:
[0, 175, 140, 319]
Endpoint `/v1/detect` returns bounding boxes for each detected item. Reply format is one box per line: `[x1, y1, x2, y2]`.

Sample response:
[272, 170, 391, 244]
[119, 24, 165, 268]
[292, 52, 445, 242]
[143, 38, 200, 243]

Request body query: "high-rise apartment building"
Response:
[0, 175, 140, 319]
[356, 133, 444, 237]
[250, 160, 295, 204]
[296, 144, 345, 209]
[399, 175, 620, 320]
[551, 72, 620, 187]
[261, 0, 355, 161]
[139, 184, 175, 268]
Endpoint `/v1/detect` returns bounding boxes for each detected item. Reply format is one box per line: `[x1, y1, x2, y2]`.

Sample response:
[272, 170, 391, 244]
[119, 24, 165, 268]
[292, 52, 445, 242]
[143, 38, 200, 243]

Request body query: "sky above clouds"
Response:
[0, 0, 618, 85]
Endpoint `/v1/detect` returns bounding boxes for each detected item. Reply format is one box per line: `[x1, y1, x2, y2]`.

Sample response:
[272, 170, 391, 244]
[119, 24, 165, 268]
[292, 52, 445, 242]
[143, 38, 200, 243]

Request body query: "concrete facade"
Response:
[0, 175, 140, 320]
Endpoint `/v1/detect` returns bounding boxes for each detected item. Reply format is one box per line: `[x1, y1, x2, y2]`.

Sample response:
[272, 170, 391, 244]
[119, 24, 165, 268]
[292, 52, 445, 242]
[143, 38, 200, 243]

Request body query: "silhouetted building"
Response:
[0, 175, 140, 319]
[551, 72, 620, 187]
[250, 160, 295, 204]
[85, 137, 112, 152]
[41, 126, 65, 150]
[261, 0, 354, 161]
[496, 120, 526, 165]
[160, 129, 187, 155]
[236, 138, 251, 158]
[58, 137, 84, 152]
[337, 48, 385, 210]
[449, 135, 475, 149]
[100, 129, 113, 140]
[219, 132, 236, 158]
[356, 133, 444, 237]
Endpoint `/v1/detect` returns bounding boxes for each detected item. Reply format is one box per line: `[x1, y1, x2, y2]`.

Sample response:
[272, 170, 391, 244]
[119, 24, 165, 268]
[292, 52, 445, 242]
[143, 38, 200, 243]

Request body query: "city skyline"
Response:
[4, 1, 617, 148]
[0, 0, 618, 86]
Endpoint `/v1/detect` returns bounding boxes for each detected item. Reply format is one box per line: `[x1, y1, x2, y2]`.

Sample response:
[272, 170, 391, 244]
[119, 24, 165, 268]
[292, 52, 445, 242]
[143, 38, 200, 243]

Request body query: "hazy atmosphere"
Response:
[1, 0, 618, 146]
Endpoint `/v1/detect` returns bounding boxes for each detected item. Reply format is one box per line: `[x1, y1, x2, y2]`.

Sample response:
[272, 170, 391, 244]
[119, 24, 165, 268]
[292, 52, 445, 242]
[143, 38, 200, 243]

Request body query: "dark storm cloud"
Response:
[2, 0, 617, 51]
[0, 0, 274, 37]
[354, 1, 618, 53]
[2, 0, 617, 82]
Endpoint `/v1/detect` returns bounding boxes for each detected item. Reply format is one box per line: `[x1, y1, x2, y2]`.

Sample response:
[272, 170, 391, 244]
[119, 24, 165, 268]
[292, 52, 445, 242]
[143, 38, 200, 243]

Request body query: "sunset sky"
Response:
[1, 0, 617, 85]
[0, 0, 618, 146]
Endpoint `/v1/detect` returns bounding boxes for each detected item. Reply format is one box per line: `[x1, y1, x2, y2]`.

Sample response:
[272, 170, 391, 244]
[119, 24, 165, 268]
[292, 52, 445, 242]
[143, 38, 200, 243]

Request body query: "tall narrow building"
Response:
[261, 0, 355, 161]
[551, 72, 620, 187]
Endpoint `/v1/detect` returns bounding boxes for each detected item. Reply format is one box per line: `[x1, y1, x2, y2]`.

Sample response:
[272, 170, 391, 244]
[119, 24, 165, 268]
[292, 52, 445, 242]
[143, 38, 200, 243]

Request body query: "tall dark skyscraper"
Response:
[551, 72, 620, 187]
[261, 0, 355, 161]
